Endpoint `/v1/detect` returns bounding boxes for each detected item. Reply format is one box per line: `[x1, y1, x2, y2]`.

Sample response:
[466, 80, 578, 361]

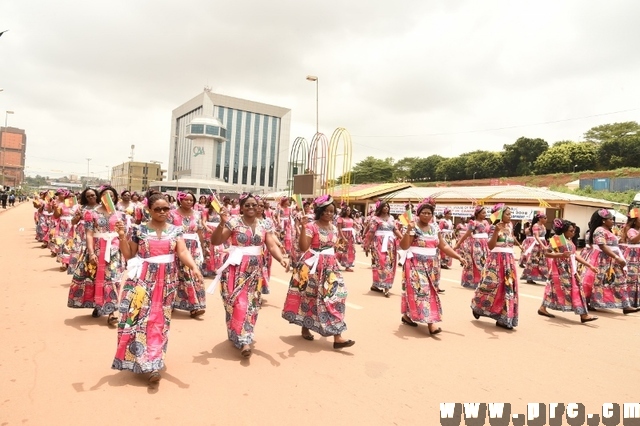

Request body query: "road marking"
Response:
[269, 276, 364, 310]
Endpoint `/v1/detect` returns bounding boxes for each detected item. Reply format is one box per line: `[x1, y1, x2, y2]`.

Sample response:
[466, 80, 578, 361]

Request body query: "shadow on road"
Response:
[64, 314, 109, 331]
[82, 369, 189, 392]
[276, 334, 355, 360]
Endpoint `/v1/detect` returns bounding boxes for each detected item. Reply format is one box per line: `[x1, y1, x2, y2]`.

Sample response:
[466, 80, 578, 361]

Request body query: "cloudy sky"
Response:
[2, 0, 640, 181]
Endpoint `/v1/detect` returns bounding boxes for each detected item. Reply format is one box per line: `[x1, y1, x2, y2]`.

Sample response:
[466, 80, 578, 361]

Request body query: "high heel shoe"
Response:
[580, 316, 598, 323]
[472, 310, 480, 320]
[428, 325, 442, 335]
[401, 316, 418, 327]
[496, 321, 514, 330]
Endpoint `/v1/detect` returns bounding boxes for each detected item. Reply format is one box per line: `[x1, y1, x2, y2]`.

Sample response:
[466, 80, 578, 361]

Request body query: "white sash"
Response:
[473, 233, 488, 239]
[341, 227, 357, 238]
[305, 247, 336, 274]
[94, 232, 119, 262]
[625, 244, 640, 248]
[524, 240, 538, 256]
[127, 254, 175, 279]
[375, 230, 395, 253]
[407, 246, 438, 257]
[491, 247, 514, 254]
[207, 245, 263, 294]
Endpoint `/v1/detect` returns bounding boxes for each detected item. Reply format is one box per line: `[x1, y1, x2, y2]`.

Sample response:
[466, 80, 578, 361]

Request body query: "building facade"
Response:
[168, 90, 291, 192]
[0, 126, 27, 187]
[110, 161, 165, 193]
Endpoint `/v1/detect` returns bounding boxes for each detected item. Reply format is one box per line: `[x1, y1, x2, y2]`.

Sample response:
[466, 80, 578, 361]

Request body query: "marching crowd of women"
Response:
[30, 188, 639, 383]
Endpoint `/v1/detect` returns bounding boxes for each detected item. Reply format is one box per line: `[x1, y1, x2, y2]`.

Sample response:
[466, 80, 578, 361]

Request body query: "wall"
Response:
[563, 204, 596, 239]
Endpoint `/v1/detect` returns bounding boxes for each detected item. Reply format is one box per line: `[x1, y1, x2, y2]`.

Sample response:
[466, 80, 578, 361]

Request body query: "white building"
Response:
[168, 90, 291, 193]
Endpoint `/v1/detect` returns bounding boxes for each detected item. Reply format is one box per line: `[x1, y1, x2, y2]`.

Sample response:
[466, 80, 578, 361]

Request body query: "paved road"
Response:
[1, 203, 638, 425]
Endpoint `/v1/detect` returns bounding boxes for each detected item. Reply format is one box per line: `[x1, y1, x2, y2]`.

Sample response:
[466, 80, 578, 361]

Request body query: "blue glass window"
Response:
[205, 125, 219, 136]
[190, 124, 204, 134]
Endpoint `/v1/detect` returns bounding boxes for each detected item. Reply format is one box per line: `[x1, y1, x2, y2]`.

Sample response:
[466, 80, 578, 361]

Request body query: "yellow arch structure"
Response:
[327, 127, 353, 203]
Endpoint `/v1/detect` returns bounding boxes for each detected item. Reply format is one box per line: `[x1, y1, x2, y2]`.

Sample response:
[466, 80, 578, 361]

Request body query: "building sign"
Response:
[193, 146, 205, 157]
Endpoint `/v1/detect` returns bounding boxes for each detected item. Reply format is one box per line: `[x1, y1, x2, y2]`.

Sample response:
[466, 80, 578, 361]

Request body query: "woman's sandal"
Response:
[581, 316, 598, 323]
[428, 325, 442, 335]
[383, 289, 391, 298]
[472, 310, 480, 320]
[190, 309, 205, 318]
[107, 314, 118, 326]
[537, 309, 555, 318]
[333, 340, 355, 349]
[622, 308, 637, 315]
[401, 316, 418, 327]
[370, 286, 382, 293]
[241, 347, 252, 358]
[148, 371, 161, 383]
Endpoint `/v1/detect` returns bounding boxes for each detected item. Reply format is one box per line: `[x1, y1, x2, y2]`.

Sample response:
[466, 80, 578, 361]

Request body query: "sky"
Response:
[2, 0, 640, 181]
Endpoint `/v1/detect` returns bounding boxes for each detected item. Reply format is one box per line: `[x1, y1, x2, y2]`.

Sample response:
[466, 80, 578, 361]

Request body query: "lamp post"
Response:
[306, 75, 318, 134]
[573, 164, 578, 173]
[473, 171, 477, 180]
[86, 158, 92, 183]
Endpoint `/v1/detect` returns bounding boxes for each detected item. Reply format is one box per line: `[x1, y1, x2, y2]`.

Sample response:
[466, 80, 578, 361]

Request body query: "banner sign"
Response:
[390, 204, 539, 221]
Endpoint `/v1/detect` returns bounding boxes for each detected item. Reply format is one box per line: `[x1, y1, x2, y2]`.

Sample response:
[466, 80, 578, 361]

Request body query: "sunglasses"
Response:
[86, 194, 97, 198]
[152, 207, 171, 213]
[244, 203, 257, 208]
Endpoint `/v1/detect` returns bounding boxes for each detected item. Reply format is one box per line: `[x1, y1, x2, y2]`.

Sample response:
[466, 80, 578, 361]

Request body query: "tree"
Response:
[409, 155, 444, 181]
[502, 137, 549, 176]
[462, 150, 504, 179]
[350, 156, 395, 183]
[584, 121, 640, 144]
[435, 156, 468, 181]
[534, 142, 598, 174]
[392, 157, 420, 182]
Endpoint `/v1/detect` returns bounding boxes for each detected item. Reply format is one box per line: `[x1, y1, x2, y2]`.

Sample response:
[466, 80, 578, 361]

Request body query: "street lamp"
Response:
[306, 75, 318, 134]
[86, 158, 92, 180]
[473, 171, 477, 179]
[573, 164, 578, 172]
[4, 110, 14, 127]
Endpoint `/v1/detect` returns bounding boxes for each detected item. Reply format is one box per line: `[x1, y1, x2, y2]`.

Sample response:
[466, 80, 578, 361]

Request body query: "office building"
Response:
[0, 126, 27, 187]
[168, 90, 291, 192]
[111, 161, 165, 193]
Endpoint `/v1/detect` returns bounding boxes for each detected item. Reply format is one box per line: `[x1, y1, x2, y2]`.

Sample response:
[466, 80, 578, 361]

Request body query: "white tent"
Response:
[609, 209, 627, 223]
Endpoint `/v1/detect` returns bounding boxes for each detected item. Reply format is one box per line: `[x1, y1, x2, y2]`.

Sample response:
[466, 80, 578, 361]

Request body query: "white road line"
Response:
[269, 276, 365, 310]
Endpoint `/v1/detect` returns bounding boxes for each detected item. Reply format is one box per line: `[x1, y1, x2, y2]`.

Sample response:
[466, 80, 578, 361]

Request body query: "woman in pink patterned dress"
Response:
[621, 211, 640, 308]
[48, 190, 67, 257]
[336, 206, 356, 272]
[521, 213, 549, 284]
[364, 200, 403, 297]
[438, 208, 455, 270]
[276, 197, 294, 257]
[113, 193, 203, 383]
[400, 198, 466, 334]
[581, 209, 637, 314]
[537, 219, 598, 323]
[201, 197, 223, 277]
[68, 186, 128, 325]
[454, 206, 490, 289]
[210, 193, 289, 358]
[256, 195, 285, 295]
[67, 188, 99, 276]
[168, 191, 206, 318]
[282, 195, 355, 349]
[471, 204, 521, 330]
[56, 191, 80, 271]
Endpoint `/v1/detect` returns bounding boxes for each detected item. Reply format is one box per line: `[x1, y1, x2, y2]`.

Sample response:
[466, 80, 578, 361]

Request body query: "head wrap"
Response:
[416, 197, 436, 214]
[597, 208, 613, 219]
[535, 211, 547, 219]
[443, 208, 452, 216]
[176, 191, 190, 203]
[473, 204, 485, 216]
[239, 192, 250, 201]
[314, 194, 333, 208]
[553, 218, 564, 229]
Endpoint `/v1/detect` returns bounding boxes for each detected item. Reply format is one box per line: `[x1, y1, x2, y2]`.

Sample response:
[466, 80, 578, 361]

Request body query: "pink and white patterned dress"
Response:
[582, 226, 631, 309]
[402, 223, 443, 324]
[68, 209, 127, 315]
[168, 209, 205, 312]
[282, 222, 348, 336]
[366, 216, 399, 291]
[336, 216, 356, 269]
[219, 217, 271, 348]
[112, 224, 183, 374]
[541, 241, 588, 315]
[521, 223, 549, 283]
[623, 228, 640, 308]
[460, 220, 490, 288]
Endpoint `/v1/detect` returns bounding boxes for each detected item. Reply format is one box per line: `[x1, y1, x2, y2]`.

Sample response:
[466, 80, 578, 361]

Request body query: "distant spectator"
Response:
[8, 193, 15, 207]
[0, 190, 7, 209]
